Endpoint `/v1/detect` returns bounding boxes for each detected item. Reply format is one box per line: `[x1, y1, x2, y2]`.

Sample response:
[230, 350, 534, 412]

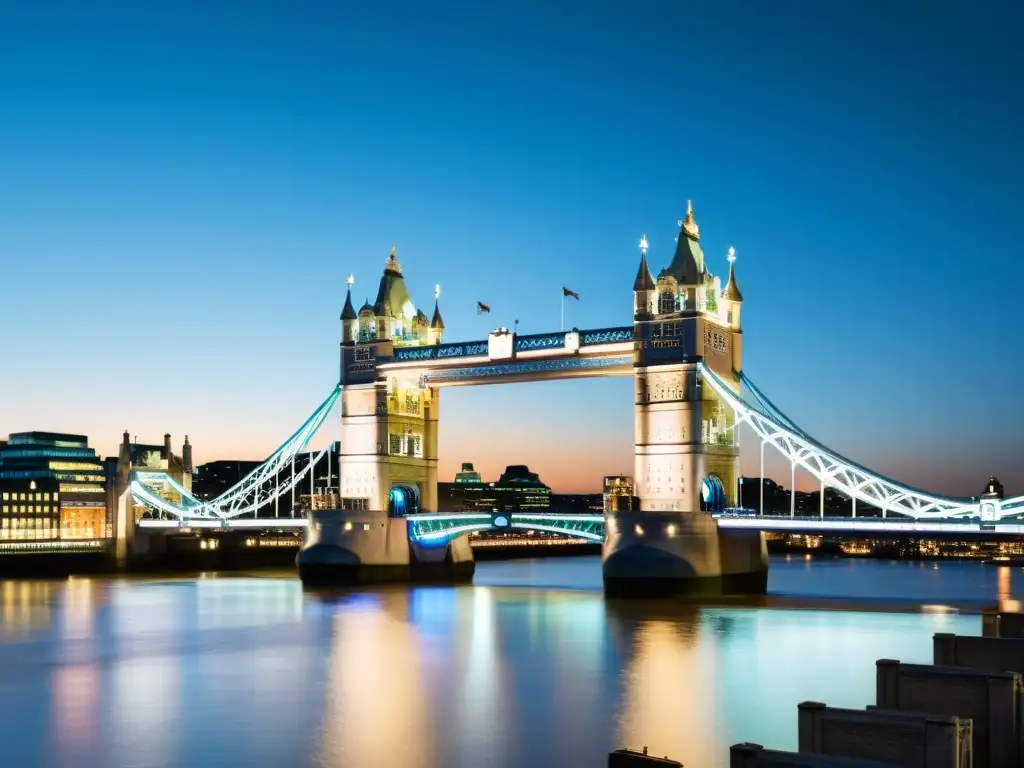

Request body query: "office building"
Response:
[0, 432, 107, 539]
[603, 476, 635, 512]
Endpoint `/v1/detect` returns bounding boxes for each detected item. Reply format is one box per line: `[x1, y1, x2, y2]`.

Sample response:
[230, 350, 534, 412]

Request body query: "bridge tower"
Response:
[337, 247, 441, 516]
[603, 202, 767, 597]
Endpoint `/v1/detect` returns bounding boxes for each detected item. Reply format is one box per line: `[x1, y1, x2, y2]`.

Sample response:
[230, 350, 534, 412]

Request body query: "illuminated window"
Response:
[1, 493, 7, 501]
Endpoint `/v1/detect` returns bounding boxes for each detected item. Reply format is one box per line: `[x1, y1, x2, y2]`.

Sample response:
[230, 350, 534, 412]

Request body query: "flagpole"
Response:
[560, 290, 564, 332]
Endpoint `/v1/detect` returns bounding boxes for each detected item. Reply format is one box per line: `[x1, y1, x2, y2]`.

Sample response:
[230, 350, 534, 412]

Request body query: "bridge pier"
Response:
[296, 509, 474, 586]
[603, 510, 767, 597]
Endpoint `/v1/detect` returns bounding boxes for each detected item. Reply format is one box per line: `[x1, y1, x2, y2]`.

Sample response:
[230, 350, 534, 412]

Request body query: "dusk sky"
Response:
[1, 0, 1021, 495]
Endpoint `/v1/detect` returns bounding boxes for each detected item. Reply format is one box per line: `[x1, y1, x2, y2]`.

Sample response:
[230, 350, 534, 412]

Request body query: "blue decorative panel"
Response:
[393, 347, 436, 361]
[514, 333, 565, 351]
[580, 326, 634, 345]
[423, 354, 632, 384]
[464, 342, 488, 356]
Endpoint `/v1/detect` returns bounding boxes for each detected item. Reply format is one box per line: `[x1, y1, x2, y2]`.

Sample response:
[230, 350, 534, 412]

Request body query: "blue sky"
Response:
[1, 0, 1021, 494]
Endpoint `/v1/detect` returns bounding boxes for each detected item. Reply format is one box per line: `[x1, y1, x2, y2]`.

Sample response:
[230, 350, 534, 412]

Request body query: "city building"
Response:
[454, 462, 482, 483]
[438, 463, 552, 512]
[603, 476, 635, 512]
[0, 432, 107, 539]
[192, 460, 261, 501]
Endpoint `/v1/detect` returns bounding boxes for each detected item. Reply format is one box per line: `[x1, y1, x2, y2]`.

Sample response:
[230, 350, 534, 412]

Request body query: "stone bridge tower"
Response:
[602, 202, 767, 597]
[337, 247, 442, 516]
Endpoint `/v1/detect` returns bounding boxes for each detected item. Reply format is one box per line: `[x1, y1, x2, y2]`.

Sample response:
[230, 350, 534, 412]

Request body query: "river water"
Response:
[0, 555, 1019, 768]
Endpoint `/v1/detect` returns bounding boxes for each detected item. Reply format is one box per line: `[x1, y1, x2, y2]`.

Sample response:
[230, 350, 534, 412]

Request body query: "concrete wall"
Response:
[730, 743, 897, 767]
[934, 632, 1024, 675]
[876, 658, 1023, 767]
[797, 701, 968, 767]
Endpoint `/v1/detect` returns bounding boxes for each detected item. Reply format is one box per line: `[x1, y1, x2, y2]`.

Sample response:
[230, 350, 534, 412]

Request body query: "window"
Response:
[389, 434, 403, 455]
[659, 291, 676, 315]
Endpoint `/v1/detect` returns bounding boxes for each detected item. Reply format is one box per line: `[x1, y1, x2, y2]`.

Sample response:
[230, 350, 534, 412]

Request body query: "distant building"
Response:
[192, 460, 261, 501]
[454, 462, 482, 483]
[438, 463, 551, 513]
[0, 432, 107, 540]
[603, 476, 635, 512]
[550, 493, 603, 513]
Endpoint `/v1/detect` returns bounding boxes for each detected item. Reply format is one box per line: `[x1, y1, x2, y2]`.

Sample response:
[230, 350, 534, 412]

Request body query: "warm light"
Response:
[666, 523, 676, 537]
[634, 524, 644, 536]
[402, 301, 415, 320]
[344, 522, 353, 532]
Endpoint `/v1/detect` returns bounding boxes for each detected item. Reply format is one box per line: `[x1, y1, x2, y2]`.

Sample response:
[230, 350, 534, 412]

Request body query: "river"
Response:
[0, 555, 1019, 767]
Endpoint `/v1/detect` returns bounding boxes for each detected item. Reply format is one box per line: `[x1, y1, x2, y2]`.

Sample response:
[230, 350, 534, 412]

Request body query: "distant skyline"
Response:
[2, 0, 1021, 495]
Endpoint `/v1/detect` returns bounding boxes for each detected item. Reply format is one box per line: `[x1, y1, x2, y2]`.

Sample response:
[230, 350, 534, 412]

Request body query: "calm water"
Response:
[0, 556, 1020, 768]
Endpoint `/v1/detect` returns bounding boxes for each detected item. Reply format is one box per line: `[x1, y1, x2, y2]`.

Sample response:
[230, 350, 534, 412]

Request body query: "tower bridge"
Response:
[122, 202, 1023, 596]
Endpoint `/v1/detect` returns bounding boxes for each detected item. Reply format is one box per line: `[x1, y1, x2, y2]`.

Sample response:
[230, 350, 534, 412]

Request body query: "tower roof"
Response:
[341, 287, 357, 320]
[723, 249, 743, 302]
[633, 251, 655, 291]
[359, 297, 374, 314]
[430, 299, 445, 329]
[665, 200, 705, 285]
[374, 245, 414, 318]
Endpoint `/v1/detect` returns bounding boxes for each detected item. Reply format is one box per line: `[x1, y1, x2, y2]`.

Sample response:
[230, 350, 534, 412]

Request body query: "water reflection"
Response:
[0, 559, 1019, 768]
[319, 591, 430, 768]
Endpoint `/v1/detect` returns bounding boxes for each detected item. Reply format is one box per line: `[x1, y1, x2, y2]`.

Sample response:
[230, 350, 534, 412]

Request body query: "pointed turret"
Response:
[427, 284, 445, 344]
[341, 287, 356, 320]
[633, 242, 655, 292]
[723, 249, 743, 303]
[182, 435, 193, 473]
[374, 245, 414, 319]
[633, 235, 656, 318]
[665, 200, 705, 285]
[722, 247, 743, 332]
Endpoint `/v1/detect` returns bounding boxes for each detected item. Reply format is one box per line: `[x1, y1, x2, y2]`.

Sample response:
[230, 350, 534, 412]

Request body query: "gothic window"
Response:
[659, 290, 676, 315]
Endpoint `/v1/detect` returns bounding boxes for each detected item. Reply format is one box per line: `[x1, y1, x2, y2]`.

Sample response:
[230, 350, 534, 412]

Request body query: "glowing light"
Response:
[343, 522, 352, 532]
[494, 516, 509, 527]
[666, 523, 676, 537]
[346, 273, 355, 286]
[727, 247, 736, 264]
[434, 284, 440, 299]
[639, 234, 648, 256]
[634, 524, 644, 536]
[402, 301, 415, 320]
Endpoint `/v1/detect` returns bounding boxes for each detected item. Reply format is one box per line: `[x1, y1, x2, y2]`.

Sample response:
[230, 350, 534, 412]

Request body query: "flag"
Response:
[476, 301, 491, 314]
[562, 287, 580, 300]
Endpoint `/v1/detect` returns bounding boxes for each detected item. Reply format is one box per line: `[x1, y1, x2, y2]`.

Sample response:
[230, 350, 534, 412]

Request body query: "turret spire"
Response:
[384, 244, 402, 276]
[341, 274, 357, 320]
[666, 200, 704, 284]
[682, 200, 699, 241]
[431, 284, 445, 329]
[723, 246, 743, 302]
[633, 234, 655, 291]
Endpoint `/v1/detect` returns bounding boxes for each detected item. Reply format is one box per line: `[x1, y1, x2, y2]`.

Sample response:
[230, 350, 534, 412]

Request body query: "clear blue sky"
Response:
[1, 0, 1021, 494]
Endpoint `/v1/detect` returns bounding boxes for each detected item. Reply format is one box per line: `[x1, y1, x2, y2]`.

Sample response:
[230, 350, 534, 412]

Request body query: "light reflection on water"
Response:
[0, 557, 1014, 767]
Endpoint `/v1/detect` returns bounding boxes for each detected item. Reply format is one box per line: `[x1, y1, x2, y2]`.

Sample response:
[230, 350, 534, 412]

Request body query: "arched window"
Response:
[659, 290, 676, 315]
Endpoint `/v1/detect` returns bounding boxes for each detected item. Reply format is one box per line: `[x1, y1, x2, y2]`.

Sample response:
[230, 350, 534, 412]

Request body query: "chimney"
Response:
[164, 433, 172, 460]
[182, 436, 193, 473]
